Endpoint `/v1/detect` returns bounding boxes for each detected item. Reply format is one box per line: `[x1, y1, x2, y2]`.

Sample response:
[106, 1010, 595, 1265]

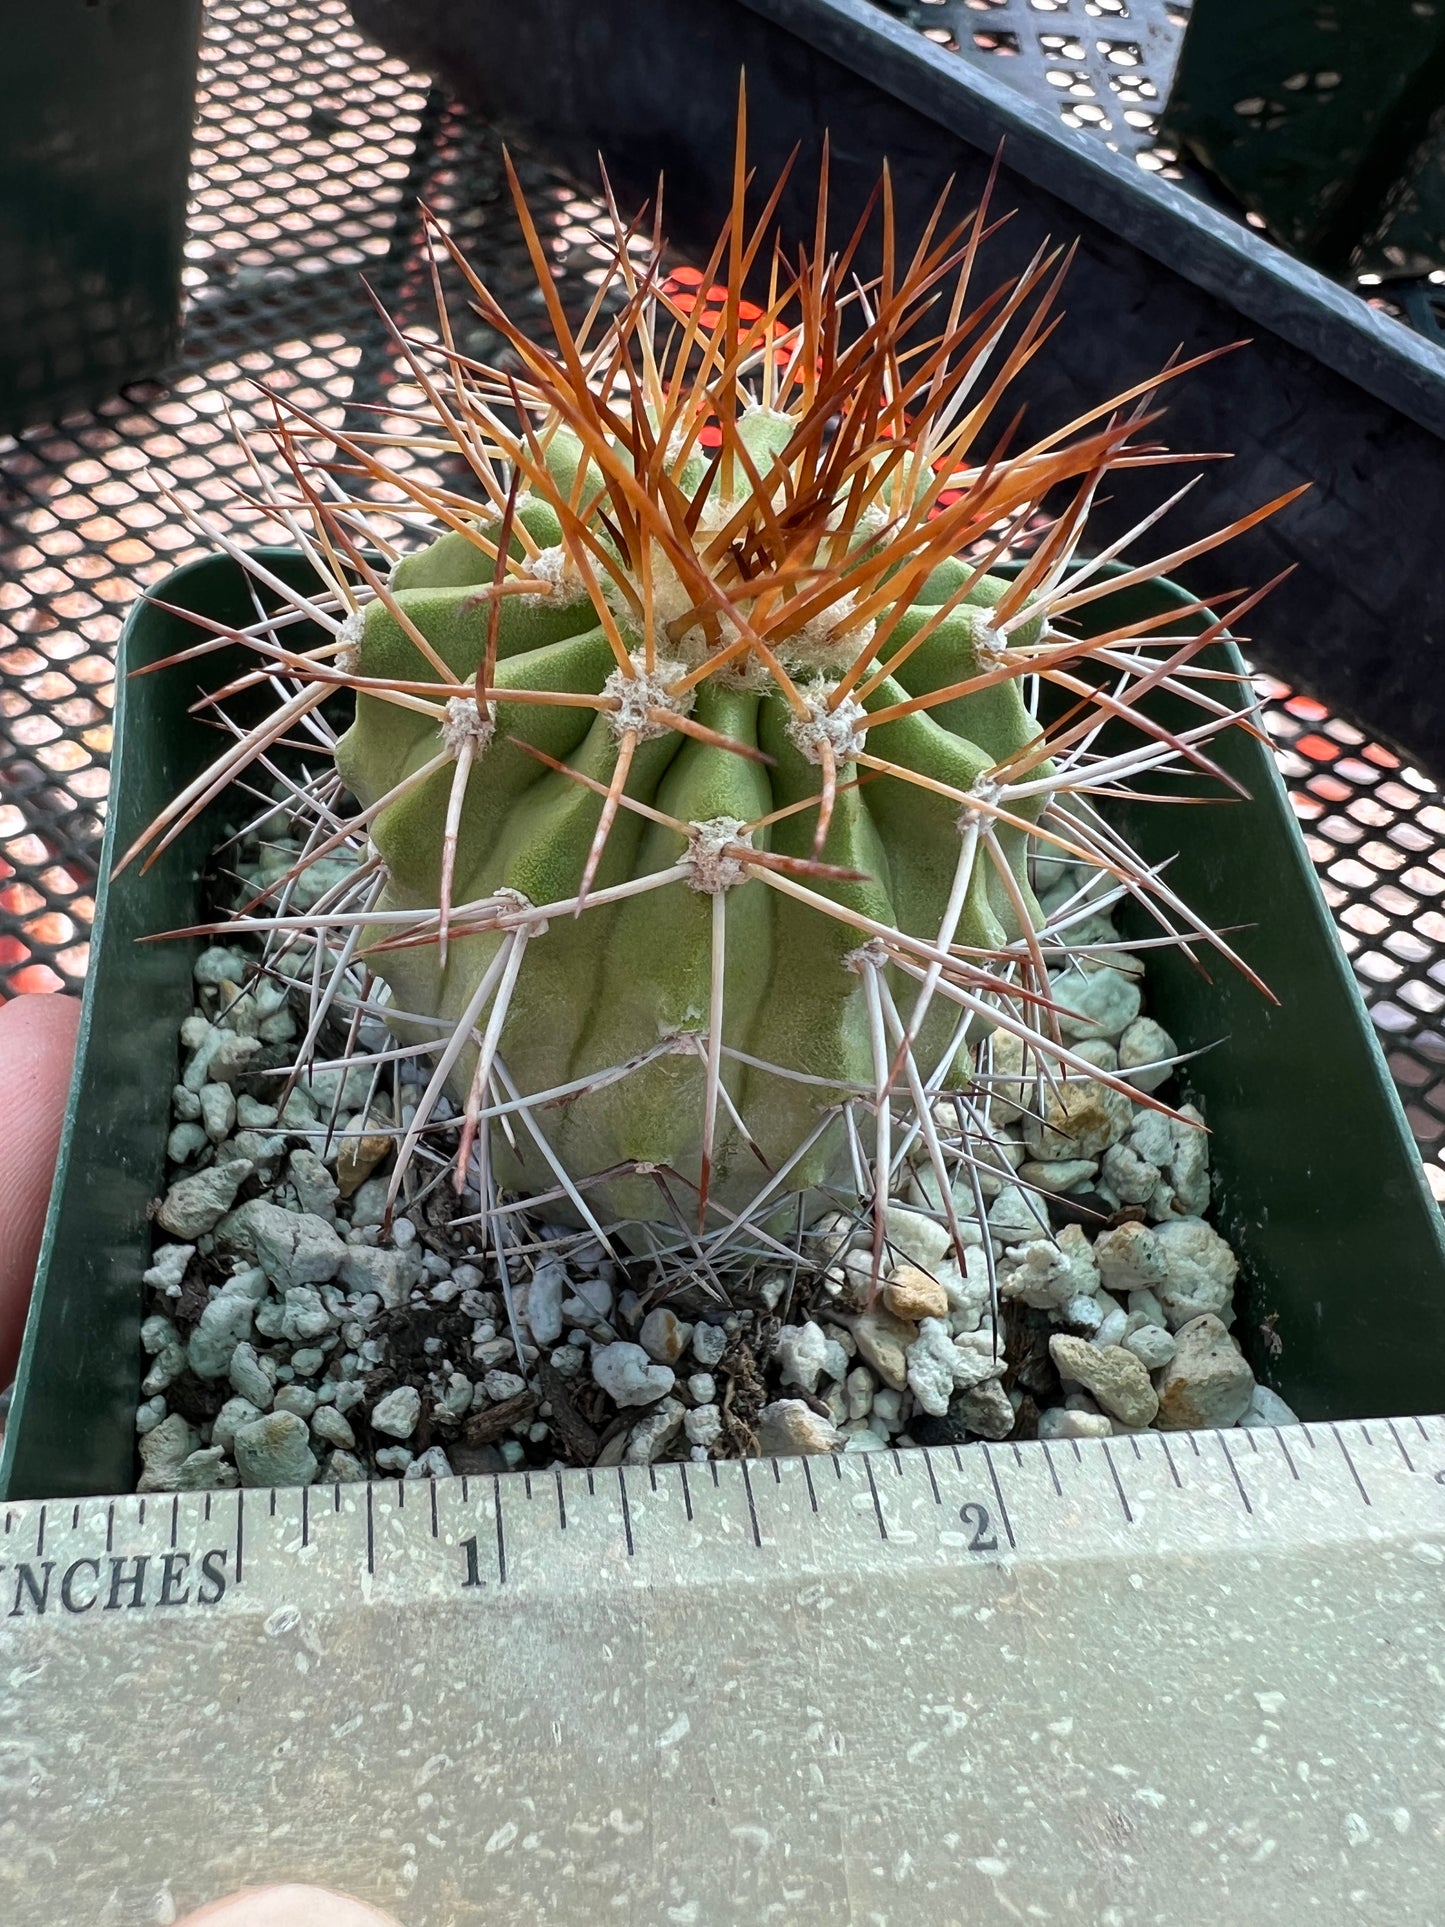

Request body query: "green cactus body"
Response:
[335, 429, 1049, 1226]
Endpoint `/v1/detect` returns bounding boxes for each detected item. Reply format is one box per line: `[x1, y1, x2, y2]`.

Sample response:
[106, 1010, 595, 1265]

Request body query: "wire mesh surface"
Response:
[1, 0, 1442, 1204]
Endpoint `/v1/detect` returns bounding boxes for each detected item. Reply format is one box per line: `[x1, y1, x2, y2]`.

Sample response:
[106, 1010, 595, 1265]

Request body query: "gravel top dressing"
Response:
[130, 828, 1293, 1497]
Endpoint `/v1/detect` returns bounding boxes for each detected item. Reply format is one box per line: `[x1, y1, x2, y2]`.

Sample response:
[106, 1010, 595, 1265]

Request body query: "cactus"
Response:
[129, 128, 1293, 1268]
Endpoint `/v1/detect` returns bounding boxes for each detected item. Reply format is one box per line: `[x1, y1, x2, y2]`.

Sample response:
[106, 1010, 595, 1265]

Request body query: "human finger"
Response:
[0, 993, 81, 1383]
[175, 1883, 404, 1926]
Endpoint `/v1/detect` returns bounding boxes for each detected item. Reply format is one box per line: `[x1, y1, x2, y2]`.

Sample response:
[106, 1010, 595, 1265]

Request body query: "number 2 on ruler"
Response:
[959, 1503, 998, 1553]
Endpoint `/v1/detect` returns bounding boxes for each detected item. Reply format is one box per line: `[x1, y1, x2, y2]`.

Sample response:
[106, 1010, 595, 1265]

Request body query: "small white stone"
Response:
[1153, 1218, 1238, 1329]
[1092, 1307, 1130, 1350]
[690, 1321, 727, 1368]
[1094, 1221, 1169, 1295]
[755, 1399, 842, 1457]
[880, 1204, 953, 1272]
[1100, 1141, 1160, 1206]
[1239, 1383, 1300, 1428]
[1122, 1323, 1177, 1371]
[684, 1402, 723, 1448]
[1051, 964, 1142, 1043]
[370, 1385, 422, 1439]
[844, 1365, 874, 1422]
[1037, 1407, 1112, 1441]
[625, 1398, 686, 1465]
[482, 1370, 527, 1403]
[1050, 1335, 1158, 1427]
[527, 1263, 566, 1346]
[775, 1320, 847, 1394]
[592, 1341, 675, 1408]
[687, 1372, 716, 1404]
[1118, 1017, 1177, 1094]
[988, 1183, 1051, 1248]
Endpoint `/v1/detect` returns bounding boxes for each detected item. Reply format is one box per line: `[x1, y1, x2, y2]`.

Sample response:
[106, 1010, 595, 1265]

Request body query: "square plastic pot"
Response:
[3, 550, 1443, 1502]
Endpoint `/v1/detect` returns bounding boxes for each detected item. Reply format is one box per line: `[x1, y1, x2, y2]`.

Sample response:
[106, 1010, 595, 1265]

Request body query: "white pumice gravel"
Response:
[129, 845, 1278, 1491]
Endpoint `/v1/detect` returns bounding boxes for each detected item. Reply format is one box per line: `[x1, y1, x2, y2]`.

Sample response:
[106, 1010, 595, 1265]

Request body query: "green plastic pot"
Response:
[3, 551, 1443, 1503]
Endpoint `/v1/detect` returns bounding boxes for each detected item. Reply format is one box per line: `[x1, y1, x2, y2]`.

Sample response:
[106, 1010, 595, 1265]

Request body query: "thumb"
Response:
[0, 993, 81, 1385]
[176, 1885, 404, 1926]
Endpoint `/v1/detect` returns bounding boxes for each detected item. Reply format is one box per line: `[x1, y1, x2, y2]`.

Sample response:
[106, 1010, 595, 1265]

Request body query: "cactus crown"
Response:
[128, 110, 1295, 1286]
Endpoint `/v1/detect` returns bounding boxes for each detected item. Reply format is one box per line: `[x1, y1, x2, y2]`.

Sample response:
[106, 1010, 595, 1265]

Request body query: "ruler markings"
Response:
[1359, 1420, 1373, 1445]
[137, 1499, 146, 1525]
[1100, 1441, 1134, 1523]
[1070, 1439, 1083, 1464]
[981, 1445, 1017, 1549]
[1242, 1429, 1260, 1454]
[1185, 1432, 1201, 1456]
[332, 1483, 341, 1513]
[3, 1511, 11, 1535]
[739, 1461, 762, 1547]
[6, 1421, 1443, 1629]
[863, 1455, 888, 1541]
[1414, 1415, 1431, 1440]
[460, 1476, 470, 1503]
[1331, 1424, 1371, 1505]
[1302, 1425, 1318, 1448]
[1387, 1419, 1416, 1472]
[617, 1468, 635, 1557]
[1217, 1434, 1252, 1514]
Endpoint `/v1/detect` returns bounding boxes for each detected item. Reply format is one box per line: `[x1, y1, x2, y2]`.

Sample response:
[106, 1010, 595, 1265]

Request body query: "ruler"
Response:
[2, 1421, 1443, 1925]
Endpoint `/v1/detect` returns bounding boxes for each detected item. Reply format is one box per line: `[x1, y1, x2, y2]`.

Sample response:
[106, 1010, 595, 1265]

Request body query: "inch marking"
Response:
[1274, 1427, 1300, 1480]
[301, 1487, 309, 1549]
[460, 1477, 470, 1503]
[105, 1503, 115, 1553]
[1387, 1419, 1416, 1472]
[333, 1484, 341, 1513]
[1157, 1434, 1182, 1488]
[617, 1469, 635, 1558]
[708, 1462, 720, 1488]
[71, 1503, 79, 1531]
[921, 1449, 942, 1506]
[235, 1491, 244, 1585]
[1331, 1425, 1371, 1506]
[555, 1470, 568, 1531]
[1100, 1441, 1133, 1524]
[739, 1462, 762, 1548]
[981, 1446, 1016, 1549]
[137, 1499, 146, 1526]
[1414, 1415, 1431, 1441]
[1039, 1440, 1063, 1497]
[268, 1488, 276, 1517]
[203, 1492, 212, 1524]
[34, 1505, 45, 1558]
[364, 1486, 374, 1576]
[395, 1482, 405, 1510]
[801, 1459, 819, 1513]
[494, 1475, 508, 1583]
[1242, 1429, 1260, 1454]
[677, 1463, 693, 1523]
[863, 1456, 889, 1542]
[429, 1481, 439, 1539]
[170, 1497, 179, 1549]
[1217, 1434, 1252, 1514]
